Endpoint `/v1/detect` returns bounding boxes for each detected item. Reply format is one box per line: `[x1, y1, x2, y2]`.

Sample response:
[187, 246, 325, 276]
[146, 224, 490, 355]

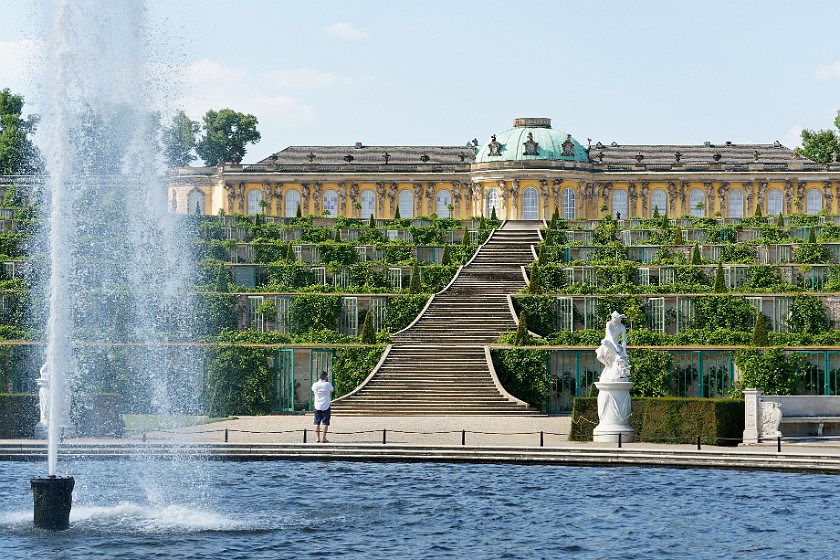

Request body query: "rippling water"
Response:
[1, 460, 838, 559]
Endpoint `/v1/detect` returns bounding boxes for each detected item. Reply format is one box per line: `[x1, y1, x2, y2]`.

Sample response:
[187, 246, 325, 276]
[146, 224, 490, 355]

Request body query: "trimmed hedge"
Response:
[570, 397, 744, 446]
[0, 393, 123, 438]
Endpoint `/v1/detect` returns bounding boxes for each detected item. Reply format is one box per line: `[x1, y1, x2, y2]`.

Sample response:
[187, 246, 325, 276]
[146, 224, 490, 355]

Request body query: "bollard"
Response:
[142, 432, 146, 443]
[697, 435, 701, 451]
[224, 429, 229, 443]
[540, 431, 544, 448]
[461, 430, 465, 446]
[383, 429, 387, 445]
[778, 435, 782, 453]
[618, 432, 622, 449]
[303, 428, 307, 443]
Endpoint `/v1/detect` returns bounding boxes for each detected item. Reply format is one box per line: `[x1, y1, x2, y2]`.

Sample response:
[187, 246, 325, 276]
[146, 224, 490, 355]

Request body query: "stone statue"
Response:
[592, 311, 635, 443]
[596, 311, 631, 382]
[37, 363, 50, 428]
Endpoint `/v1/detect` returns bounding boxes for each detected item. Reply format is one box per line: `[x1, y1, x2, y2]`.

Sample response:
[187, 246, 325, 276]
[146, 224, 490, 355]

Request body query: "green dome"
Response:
[475, 118, 590, 164]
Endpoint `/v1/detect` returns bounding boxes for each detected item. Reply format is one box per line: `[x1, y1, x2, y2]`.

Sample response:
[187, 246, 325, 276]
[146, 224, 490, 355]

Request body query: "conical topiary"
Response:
[752, 312, 769, 347]
[777, 213, 784, 227]
[544, 228, 554, 246]
[479, 215, 487, 230]
[755, 204, 762, 218]
[808, 227, 817, 244]
[462, 227, 470, 246]
[713, 262, 726, 293]
[334, 228, 342, 242]
[285, 241, 295, 261]
[490, 206, 497, 222]
[441, 244, 452, 265]
[661, 213, 669, 230]
[514, 311, 531, 346]
[296, 203, 302, 218]
[215, 263, 229, 292]
[653, 206, 660, 219]
[408, 263, 421, 294]
[552, 206, 560, 222]
[528, 261, 542, 294]
[674, 228, 683, 246]
[359, 309, 376, 344]
[369, 213, 375, 228]
[691, 243, 702, 265]
[394, 205, 401, 220]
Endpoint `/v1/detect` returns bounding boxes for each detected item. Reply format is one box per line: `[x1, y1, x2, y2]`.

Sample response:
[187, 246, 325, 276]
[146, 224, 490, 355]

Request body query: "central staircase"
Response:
[332, 222, 542, 415]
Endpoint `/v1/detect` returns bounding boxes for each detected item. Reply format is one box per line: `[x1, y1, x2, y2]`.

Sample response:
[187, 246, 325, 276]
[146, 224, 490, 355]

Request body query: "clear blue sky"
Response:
[2, 0, 839, 161]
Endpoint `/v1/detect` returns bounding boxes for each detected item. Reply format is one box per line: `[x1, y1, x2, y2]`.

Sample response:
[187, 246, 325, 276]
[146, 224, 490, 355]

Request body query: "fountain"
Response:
[593, 311, 635, 443]
[29, 0, 199, 529]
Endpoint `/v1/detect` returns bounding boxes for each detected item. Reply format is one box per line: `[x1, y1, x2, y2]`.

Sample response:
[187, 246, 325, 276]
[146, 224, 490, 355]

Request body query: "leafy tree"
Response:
[162, 110, 199, 167]
[733, 348, 801, 397]
[0, 88, 40, 174]
[797, 111, 840, 163]
[196, 108, 261, 165]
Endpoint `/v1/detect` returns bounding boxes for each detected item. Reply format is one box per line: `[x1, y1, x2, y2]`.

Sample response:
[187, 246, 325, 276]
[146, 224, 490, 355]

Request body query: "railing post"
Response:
[303, 428, 307, 443]
[618, 432, 622, 449]
[142, 432, 146, 443]
[383, 429, 387, 445]
[778, 435, 782, 453]
[224, 429, 229, 443]
[697, 435, 701, 450]
[540, 431, 544, 448]
[461, 430, 465, 446]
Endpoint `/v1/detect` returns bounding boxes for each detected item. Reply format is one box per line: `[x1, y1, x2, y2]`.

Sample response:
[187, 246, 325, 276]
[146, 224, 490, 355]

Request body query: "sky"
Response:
[1, 0, 840, 163]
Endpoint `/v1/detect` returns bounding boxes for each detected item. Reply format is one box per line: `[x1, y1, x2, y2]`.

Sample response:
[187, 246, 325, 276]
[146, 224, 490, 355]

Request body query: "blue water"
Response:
[0, 459, 837, 559]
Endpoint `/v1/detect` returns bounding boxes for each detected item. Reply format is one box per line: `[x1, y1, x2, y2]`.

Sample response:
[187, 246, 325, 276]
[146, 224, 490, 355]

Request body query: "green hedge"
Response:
[490, 349, 550, 409]
[0, 394, 37, 438]
[570, 397, 744, 445]
[333, 346, 385, 397]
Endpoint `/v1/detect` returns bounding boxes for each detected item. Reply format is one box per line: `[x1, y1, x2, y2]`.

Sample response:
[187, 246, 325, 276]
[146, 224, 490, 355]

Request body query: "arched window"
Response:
[361, 189, 376, 219]
[689, 190, 706, 217]
[767, 189, 783, 217]
[322, 189, 338, 216]
[806, 190, 823, 215]
[247, 189, 263, 215]
[398, 190, 414, 218]
[611, 189, 628, 219]
[650, 189, 667, 217]
[486, 188, 500, 218]
[728, 190, 744, 218]
[562, 188, 576, 219]
[435, 189, 452, 218]
[187, 190, 205, 215]
[522, 187, 539, 220]
[284, 190, 301, 218]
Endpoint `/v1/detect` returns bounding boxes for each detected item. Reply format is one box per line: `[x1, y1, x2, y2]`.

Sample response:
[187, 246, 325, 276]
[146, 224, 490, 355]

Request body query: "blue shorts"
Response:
[314, 408, 331, 426]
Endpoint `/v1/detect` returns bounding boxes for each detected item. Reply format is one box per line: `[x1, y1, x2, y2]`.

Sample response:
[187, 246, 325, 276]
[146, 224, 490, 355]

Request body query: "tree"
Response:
[394, 206, 401, 220]
[798, 110, 840, 163]
[195, 108, 261, 166]
[528, 261, 542, 294]
[408, 263, 421, 294]
[490, 206, 498, 222]
[754, 204, 762, 218]
[368, 213, 375, 228]
[0, 88, 40, 174]
[284, 241, 295, 262]
[808, 227, 817, 244]
[777, 213, 785, 227]
[514, 311, 532, 346]
[652, 206, 660, 219]
[752, 313, 769, 347]
[713, 262, 726, 293]
[461, 227, 470, 246]
[162, 110, 199, 168]
[674, 228, 683, 246]
[441, 244, 452, 265]
[691, 243, 702, 265]
[359, 310, 376, 344]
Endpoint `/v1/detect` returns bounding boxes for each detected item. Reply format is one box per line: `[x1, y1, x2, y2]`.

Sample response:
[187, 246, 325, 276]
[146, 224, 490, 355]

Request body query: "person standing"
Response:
[311, 371, 334, 443]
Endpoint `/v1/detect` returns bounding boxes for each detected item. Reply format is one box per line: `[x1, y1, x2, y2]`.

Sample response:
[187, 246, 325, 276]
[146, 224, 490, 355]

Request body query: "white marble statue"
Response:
[596, 311, 631, 382]
[36, 363, 50, 427]
[592, 311, 635, 442]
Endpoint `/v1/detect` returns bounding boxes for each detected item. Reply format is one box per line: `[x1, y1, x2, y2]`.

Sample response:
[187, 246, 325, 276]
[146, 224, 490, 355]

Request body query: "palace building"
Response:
[169, 117, 840, 220]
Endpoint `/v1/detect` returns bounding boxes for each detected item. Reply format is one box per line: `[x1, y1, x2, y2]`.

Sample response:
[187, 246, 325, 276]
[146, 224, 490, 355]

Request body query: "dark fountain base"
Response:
[31, 476, 75, 530]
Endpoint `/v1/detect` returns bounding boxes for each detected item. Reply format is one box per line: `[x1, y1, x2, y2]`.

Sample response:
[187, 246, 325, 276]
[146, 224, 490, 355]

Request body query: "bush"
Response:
[288, 295, 341, 333]
[333, 346, 385, 397]
[570, 397, 744, 445]
[385, 295, 429, 332]
[752, 313, 769, 346]
[733, 347, 801, 397]
[787, 294, 831, 334]
[694, 296, 755, 331]
[205, 344, 275, 416]
[629, 349, 673, 397]
[490, 349, 549, 409]
[793, 243, 830, 264]
[512, 295, 557, 337]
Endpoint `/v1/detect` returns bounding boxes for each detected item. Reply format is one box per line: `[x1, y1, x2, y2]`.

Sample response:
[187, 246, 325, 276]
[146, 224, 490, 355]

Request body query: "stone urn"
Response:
[593, 380, 635, 443]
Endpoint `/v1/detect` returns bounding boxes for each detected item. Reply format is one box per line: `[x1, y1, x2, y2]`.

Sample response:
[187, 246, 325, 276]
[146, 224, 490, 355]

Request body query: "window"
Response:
[361, 189, 376, 219]
[728, 190, 744, 218]
[522, 187, 538, 220]
[806, 190, 823, 215]
[398, 190, 414, 218]
[562, 188, 576, 219]
[323, 189, 338, 216]
[767, 189, 783, 217]
[689, 190, 705, 217]
[246, 189, 263, 215]
[187, 190, 205, 215]
[650, 189, 666, 217]
[284, 190, 301, 217]
[611, 189, 628, 219]
[486, 188, 499, 217]
[435, 189, 452, 218]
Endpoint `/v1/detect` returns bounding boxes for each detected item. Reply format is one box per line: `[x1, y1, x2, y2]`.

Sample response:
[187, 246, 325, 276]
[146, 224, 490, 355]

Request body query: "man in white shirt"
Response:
[311, 371, 335, 443]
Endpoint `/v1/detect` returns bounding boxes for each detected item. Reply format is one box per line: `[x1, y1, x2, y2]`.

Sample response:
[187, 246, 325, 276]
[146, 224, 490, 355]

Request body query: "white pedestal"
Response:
[593, 380, 635, 443]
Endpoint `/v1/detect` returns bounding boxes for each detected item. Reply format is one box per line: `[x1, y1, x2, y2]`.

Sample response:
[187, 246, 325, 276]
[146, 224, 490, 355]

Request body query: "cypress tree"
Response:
[755, 204, 762, 218]
[552, 206, 560, 222]
[528, 261, 542, 294]
[777, 213, 784, 227]
[295, 203, 302, 218]
[369, 213, 375, 228]
[285, 241, 295, 261]
[549, 212, 558, 231]
[394, 206, 401, 220]
[462, 227, 470, 246]
[752, 312, 769, 347]
[544, 228, 554, 246]
[713, 262, 726, 293]
[691, 243, 702, 265]
[408, 263, 421, 294]
[479, 215, 487, 230]
[514, 311, 531, 346]
[359, 310, 376, 344]
[441, 244, 452, 265]
[808, 227, 817, 244]
[490, 206, 497, 222]
[674, 228, 683, 246]
[653, 206, 660, 219]
[215, 263, 229, 292]
[334, 228, 342, 242]
[660, 213, 669, 230]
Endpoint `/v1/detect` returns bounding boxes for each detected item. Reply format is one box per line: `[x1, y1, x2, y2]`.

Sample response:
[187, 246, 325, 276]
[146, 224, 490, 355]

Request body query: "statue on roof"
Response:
[561, 134, 574, 157]
[488, 135, 502, 157]
[523, 132, 539, 156]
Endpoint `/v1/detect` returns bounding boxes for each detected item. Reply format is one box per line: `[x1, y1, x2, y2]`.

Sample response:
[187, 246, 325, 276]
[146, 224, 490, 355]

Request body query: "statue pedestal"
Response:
[593, 381, 635, 443]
